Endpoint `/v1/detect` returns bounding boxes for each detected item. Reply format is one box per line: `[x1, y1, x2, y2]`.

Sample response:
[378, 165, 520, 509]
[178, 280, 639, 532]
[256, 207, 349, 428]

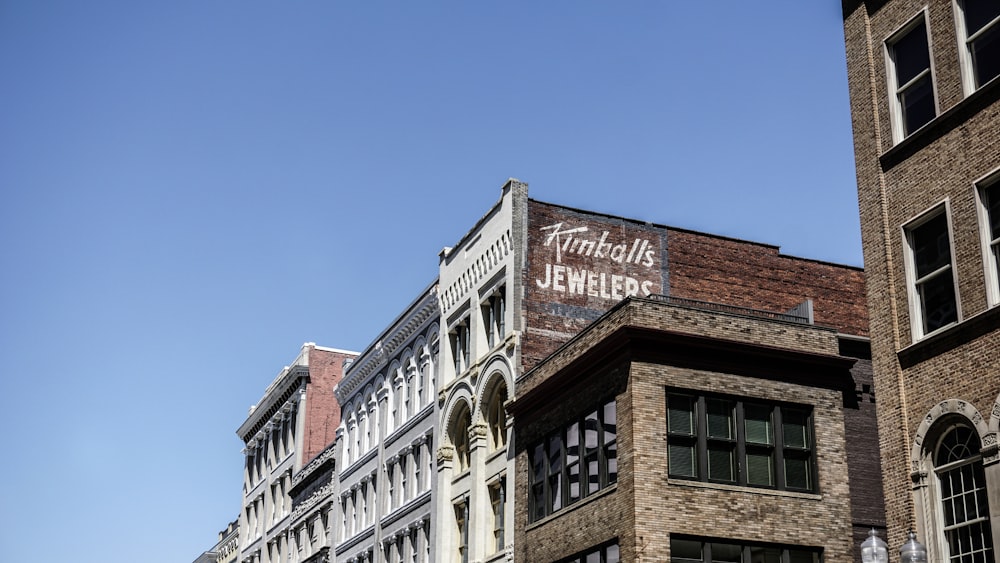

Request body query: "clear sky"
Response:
[0, 2, 859, 562]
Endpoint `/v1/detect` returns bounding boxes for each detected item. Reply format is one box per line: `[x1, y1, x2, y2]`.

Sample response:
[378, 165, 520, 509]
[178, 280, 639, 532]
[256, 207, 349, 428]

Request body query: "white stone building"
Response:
[237, 343, 357, 563]
[333, 284, 439, 563]
[435, 181, 522, 563]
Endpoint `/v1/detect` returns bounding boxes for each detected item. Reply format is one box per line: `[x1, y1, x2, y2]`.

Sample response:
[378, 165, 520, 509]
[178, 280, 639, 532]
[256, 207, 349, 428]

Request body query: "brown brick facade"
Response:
[842, 0, 1000, 557]
[512, 298, 872, 562]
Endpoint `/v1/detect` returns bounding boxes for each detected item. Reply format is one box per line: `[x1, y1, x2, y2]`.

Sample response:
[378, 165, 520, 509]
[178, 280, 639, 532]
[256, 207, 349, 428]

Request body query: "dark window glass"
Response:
[964, 0, 1000, 87]
[529, 399, 618, 522]
[892, 20, 935, 135]
[671, 538, 823, 563]
[910, 212, 958, 334]
[711, 543, 742, 563]
[604, 401, 618, 485]
[666, 392, 815, 492]
[567, 422, 581, 503]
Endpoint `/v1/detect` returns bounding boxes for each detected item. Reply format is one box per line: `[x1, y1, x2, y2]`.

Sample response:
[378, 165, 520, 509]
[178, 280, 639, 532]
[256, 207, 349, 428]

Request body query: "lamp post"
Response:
[860, 529, 927, 563]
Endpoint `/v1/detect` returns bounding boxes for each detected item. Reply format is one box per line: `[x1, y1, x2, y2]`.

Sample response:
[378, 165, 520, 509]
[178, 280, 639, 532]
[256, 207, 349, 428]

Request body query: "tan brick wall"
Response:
[842, 0, 1000, 546]
[514, 301, 864, 562]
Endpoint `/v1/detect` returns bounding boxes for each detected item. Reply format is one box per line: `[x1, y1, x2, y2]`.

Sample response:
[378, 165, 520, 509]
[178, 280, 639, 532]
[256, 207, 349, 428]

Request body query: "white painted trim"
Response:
[883, 9, 939, 144]
[901, 199, 962, 340]
[974, 167, 1000, 307]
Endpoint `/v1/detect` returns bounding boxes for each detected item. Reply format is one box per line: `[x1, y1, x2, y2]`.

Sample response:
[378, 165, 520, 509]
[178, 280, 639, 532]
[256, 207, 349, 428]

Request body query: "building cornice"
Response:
[237, 365, 308, 442]
[335, 284, 439, 402]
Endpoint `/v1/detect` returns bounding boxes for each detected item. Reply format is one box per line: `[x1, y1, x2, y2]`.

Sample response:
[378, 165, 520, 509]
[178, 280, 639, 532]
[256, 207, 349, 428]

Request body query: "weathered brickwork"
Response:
[513, 299, 862, 562]
[666, 229, 868, 338]
[842, 0, 1000, 555]
[301, 347, 353, 466]
[521, 200, 868, 372]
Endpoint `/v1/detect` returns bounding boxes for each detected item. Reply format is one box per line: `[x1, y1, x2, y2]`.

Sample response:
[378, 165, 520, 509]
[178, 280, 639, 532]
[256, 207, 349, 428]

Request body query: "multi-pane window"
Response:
[667, 391, 816, 492]
[452, 408, 471, 473]
[670, 537, 821, 563]
[887, 15, 936, 140]
[455, 500, 469, 563]
[935, 425, 995, 563]
[905, 208, 959, 337]
[529, 398, 617, 522]
[490, 478, 506, 553]
[482, 285, 506, 348]
[957, 0, 1000, 91]
[486, 385, 508, 451]
[557, 541, 621, 563]
[979, 177, 1000, 305]
[450, 319, 471, 375]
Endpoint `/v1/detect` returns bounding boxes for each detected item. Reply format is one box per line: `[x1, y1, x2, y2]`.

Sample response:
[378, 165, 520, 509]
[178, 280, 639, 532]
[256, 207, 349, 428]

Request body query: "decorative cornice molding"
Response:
[292, 443, 337, 488]
[289, 483, 334, 522]
[335, 289, 439, 402]
[440, 229, 512, 314]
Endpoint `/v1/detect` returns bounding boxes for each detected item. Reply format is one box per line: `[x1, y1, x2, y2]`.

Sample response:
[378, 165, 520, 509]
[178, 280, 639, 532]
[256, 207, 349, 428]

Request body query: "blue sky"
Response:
[0, 2, 859, 562]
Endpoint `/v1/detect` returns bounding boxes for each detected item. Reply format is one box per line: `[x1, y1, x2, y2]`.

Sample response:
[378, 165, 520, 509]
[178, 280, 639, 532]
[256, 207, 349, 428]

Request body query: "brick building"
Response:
[236, 343, 357, 563]
[435, 179, 879, 563]
[841, 0, 1000, 560]
[511, 296, 869, 562]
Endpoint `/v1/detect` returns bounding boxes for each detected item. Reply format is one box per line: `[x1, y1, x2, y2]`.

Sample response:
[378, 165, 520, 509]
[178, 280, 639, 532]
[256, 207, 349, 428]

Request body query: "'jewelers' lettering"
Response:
[536, 264, 655, 299]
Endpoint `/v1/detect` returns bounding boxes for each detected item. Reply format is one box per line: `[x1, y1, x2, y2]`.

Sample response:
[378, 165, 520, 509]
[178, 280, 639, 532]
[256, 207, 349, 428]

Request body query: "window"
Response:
[558, 541, 620, 563]
[934, 425, 995, 562]
[957, 0, 1000, 92]
[529, 398, 617, 522]
[455, 500, 469, 563]
[670, 537, 821, 563]
[667, 391, 816, 492]
[452, 405, 471, 473]
[978, 174, 1000, 305]
[450, 319, 471, 375]
[482, 285, 506, 348]
[904, 206, 959, 337]
[490, 478, 506, 552]
[486, 382, 508, 451]
[887, 15, 936, 141]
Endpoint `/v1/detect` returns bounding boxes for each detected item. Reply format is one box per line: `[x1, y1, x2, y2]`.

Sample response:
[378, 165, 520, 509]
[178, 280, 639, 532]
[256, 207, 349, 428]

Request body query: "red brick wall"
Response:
[521, 201, 868, 372]
[301, 347, 356, 466]
[666, 228, 868, 337]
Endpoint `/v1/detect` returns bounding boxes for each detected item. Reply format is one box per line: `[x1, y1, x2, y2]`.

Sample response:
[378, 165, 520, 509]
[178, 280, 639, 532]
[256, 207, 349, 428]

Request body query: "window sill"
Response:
[880, 76, 1000, 170]
[526, 483, 618, 530]
[898, 305, 1000, 368]
[666, 478, 821, 500]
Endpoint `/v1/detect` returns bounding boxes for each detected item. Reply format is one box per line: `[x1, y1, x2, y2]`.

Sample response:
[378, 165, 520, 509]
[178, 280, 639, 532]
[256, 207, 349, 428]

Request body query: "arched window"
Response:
[485, 381, 508, 452]
[933, 424, 994, 562]
[452, 405, 471, 473]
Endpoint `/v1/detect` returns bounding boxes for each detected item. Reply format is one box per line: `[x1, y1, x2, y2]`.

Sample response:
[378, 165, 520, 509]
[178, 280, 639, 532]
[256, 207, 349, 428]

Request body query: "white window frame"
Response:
[975, 167, 1000, 306]
[884, 10, 939, 143]
[953, 0, 1000, 95]
[447, 308, 471, 378]
[902, 201, 962, 339]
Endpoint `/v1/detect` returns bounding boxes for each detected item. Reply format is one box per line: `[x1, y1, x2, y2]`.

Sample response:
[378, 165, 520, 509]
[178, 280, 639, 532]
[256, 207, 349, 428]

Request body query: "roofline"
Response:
[529, 196, 864, 271]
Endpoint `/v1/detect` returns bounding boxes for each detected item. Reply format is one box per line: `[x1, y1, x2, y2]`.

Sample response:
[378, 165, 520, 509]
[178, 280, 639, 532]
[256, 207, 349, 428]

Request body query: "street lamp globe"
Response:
[861, 529, 889, 563]
[899, 531, 928, 563]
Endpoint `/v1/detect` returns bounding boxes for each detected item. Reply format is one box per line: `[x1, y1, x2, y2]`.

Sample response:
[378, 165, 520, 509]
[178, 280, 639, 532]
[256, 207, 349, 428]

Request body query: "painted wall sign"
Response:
[534, 221, 657, 299]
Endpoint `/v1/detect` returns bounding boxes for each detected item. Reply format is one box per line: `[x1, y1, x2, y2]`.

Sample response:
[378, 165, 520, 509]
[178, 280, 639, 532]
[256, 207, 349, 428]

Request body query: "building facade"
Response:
[287, 441, 337, 563]
[237, 344, 357, 563]
[334, 284, 439, 563]
[195, 520, 240, 563]
[435, 179, 879, 562]
[511, 296, 866, 562]
[841, 0, 1000, 560]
